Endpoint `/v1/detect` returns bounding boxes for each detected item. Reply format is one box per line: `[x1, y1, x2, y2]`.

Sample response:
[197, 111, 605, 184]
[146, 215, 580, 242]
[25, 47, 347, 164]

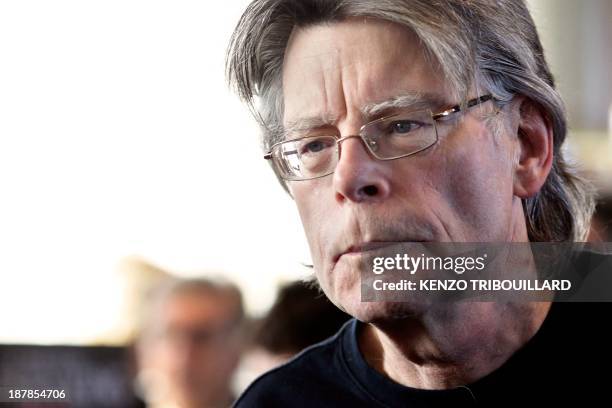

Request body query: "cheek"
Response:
[154, 342, 177, 369]
[427, 125, 516, 235]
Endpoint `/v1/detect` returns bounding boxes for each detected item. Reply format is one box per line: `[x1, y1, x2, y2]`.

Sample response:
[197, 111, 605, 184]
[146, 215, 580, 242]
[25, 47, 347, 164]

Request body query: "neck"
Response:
[149, 389, 233, 408]
[360, 300, 551, 390]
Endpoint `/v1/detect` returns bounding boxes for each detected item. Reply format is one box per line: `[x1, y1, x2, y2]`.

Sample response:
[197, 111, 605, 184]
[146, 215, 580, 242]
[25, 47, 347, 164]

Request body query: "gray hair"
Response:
[226, 0, 595, 242]
[139, 277, 245, 338]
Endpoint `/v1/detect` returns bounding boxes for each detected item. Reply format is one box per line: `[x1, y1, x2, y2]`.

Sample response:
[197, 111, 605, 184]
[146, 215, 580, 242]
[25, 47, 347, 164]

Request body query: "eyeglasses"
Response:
[264, 95, 494, 181]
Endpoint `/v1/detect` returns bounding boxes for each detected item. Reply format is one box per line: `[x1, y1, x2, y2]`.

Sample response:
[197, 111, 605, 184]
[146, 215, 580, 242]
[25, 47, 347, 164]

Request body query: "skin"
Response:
[137, 292, 241, 408]
[282, 19, 554, 389]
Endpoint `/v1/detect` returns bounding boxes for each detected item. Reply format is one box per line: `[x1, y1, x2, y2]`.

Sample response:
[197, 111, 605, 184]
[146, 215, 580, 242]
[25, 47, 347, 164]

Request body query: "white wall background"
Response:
[0, 0, 310, 344]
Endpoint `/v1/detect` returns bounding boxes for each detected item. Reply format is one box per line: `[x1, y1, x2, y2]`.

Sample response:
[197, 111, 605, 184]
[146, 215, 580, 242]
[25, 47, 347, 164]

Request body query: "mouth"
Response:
[333, 240, 428, 263]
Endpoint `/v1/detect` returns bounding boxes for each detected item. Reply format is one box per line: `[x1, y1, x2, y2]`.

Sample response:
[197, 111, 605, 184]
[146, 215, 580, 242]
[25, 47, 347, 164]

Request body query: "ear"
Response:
[513, 98, 554, 198]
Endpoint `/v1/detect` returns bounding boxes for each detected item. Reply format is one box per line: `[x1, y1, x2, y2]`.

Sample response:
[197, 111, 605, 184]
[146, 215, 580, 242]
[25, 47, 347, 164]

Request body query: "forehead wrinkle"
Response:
[361, 92, 449, 119]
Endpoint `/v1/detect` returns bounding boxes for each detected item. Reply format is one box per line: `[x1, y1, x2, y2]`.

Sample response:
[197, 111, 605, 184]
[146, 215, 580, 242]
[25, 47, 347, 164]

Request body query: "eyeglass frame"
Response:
[263, 94, 495, 181]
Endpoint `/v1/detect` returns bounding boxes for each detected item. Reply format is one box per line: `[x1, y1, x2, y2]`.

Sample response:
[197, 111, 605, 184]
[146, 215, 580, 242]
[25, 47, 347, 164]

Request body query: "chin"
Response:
[344, 299, 429, 323]
[318, 260, 431, 323]
[320, 279, 428, 323]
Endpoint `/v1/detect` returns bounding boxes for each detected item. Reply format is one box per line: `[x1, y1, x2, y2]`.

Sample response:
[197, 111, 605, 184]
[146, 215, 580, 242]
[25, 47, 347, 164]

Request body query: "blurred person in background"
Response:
[234, 280, 350, 391]
[134, 278, 244, 408]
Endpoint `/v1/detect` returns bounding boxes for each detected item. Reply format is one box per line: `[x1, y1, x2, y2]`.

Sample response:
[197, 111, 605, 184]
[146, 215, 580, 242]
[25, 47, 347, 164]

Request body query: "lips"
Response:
[333, 240, 425, 263]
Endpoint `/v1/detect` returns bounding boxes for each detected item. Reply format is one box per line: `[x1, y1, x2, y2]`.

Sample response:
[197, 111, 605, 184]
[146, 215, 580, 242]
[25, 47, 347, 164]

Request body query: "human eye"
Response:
[387, 119, 424, 135]
[298, 137, 335, 155]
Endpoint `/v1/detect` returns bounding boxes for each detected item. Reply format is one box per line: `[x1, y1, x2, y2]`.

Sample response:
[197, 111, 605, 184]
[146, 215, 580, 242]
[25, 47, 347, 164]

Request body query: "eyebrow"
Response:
[282, 91, 449, 138]
[283, 114, 339, 139]
[361, 91, 449, 118]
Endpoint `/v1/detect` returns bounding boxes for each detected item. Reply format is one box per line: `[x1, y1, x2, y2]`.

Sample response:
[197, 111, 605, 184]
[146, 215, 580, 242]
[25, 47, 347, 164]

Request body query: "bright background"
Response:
[0, 0, 610, 344]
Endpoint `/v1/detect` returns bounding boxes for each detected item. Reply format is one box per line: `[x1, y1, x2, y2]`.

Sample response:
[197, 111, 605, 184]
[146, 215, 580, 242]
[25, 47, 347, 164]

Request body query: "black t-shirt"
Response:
[235, 302, 612, 407]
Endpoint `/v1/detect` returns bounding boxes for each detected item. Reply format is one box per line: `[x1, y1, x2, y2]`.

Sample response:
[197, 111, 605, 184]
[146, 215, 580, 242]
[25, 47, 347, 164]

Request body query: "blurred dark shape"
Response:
[255, 281, 350, 355]
[589, 196, 612, 242]
[0, 344, 141, 408]
[134, 277, 245, 408]
[234, 281, 350, 392]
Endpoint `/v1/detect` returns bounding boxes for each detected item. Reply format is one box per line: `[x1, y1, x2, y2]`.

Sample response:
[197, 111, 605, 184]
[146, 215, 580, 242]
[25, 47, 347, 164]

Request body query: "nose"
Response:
[333, 136, 391, 203]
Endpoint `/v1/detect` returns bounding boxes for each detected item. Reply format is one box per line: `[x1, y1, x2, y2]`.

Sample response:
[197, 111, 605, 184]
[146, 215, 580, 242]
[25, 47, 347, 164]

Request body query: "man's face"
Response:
[139, 292, 240, 407]
[282, 19, 525, 322]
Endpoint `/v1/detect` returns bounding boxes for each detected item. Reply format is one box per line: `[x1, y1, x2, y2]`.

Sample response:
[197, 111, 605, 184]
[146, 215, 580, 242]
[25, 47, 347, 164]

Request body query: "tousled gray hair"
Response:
[226, 0, 595, 242]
